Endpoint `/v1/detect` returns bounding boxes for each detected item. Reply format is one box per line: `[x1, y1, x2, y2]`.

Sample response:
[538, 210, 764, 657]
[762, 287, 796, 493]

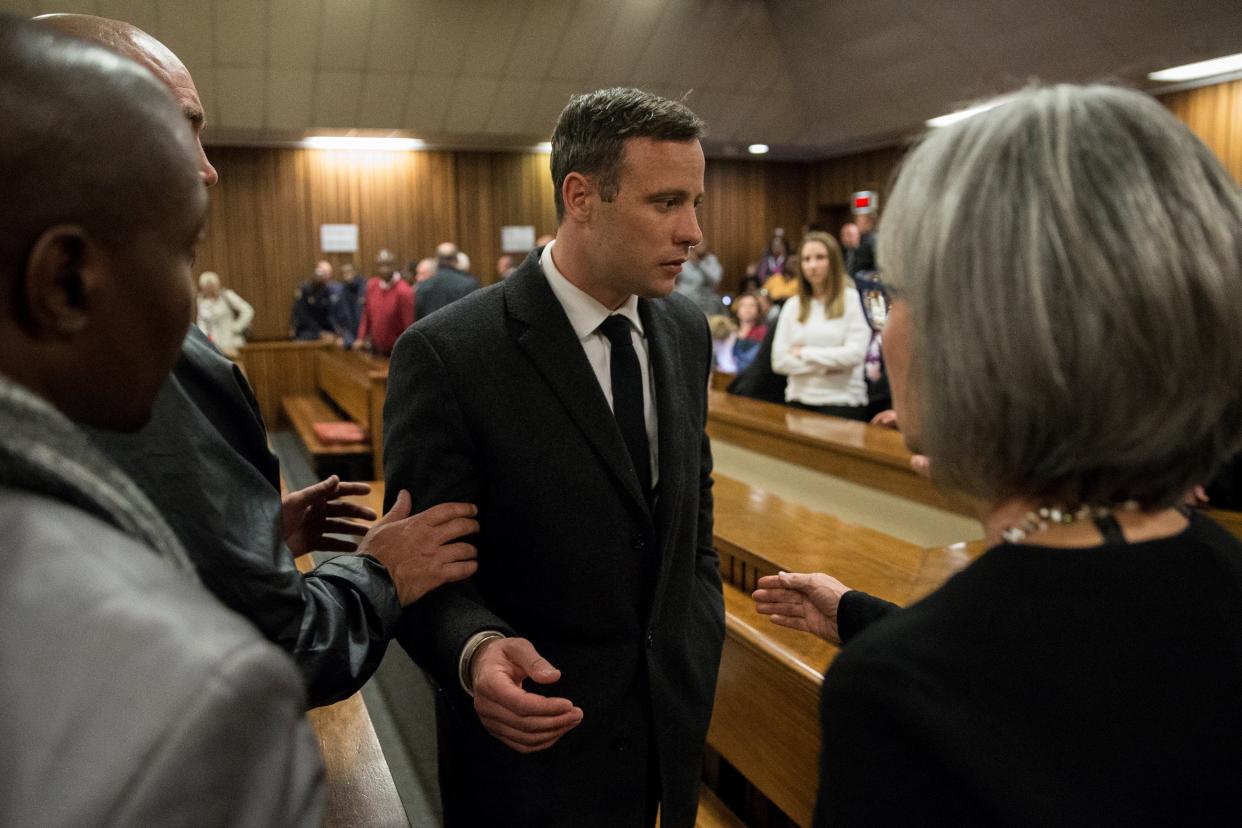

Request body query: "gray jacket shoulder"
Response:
[0, 490, 323, 828]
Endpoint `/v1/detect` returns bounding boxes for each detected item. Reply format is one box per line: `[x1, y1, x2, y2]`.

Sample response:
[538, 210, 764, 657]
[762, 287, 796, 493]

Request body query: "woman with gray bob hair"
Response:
[753, 84, 1242, 824]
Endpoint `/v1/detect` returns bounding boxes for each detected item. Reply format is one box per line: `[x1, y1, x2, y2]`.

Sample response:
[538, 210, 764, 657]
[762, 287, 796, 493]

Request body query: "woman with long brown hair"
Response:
[770, 231, 871, 420]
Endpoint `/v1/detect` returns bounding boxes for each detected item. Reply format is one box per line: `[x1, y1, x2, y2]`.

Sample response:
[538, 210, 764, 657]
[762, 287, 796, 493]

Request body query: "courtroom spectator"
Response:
[731, 292, 768, 373]
[726, 323, 785, 404]
[851, 210, 878, 275]
[771, 231, 870, 420]
[338, 261, 367, 345]
[840, 221, 860, 275]
[754, 84, 1242, 825]
[0, 18, 323, 825]
[709, 314, 739, 373]
[413, 256, 436, 283]
[756, 231, 788, 282]
[456, 250, 472, 274]
[355, 248, 414, 356]
[42, 12, 480, 711]
[738, 262, 762, 295]
[196, 270, 253, 358]
[763, 256, 800, 304]
[415, 241, 480, 320]
[496, 253, 516, 280]
[290, 258, 349, 342]
[676, 241, 726, 316]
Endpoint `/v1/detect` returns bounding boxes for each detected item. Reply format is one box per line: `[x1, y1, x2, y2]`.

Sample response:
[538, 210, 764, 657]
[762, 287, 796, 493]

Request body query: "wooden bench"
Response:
[239, 339, 333, 428]
[708, 474, 981, 825]
[281, 350, 388, 477]
[293, 533, 408, 826]
[708, 390, 972, 517]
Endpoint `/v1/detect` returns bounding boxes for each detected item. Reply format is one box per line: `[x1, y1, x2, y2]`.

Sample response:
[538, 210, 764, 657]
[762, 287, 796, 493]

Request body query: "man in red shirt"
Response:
[354, 249, 414, 356]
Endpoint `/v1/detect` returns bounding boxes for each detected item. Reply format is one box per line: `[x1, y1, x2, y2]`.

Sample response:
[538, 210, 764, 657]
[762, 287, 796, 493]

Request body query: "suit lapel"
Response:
[641, 298, 691, 592]
[504, 258, 652, 521]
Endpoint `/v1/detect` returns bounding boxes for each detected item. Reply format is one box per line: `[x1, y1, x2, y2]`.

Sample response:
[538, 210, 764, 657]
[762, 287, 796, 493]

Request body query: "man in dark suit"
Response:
[414, 241, 480, 320]
[385, 88, 725, 827]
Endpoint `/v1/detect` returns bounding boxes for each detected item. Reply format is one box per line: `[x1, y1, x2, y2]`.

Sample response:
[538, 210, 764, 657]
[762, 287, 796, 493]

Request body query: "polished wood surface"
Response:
[282, 395, 372, 457]
[1162, 77, 1242, 183]
[238, 339, 331, 428]
[708, 390, 972, 516]
[294, 527, 407, 826]
[307, 694, 410, 828]
[315, 350, 389, 475]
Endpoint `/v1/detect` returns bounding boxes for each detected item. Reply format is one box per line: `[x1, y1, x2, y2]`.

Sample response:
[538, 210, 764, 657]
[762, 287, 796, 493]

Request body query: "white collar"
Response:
[540, 241, 643, 341]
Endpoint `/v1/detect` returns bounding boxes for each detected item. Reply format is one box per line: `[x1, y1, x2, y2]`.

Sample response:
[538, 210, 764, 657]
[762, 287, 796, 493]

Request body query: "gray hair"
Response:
[880, 84, 1242, 509]
[550, 87, 704, 222]
[198, 271, 220, 291]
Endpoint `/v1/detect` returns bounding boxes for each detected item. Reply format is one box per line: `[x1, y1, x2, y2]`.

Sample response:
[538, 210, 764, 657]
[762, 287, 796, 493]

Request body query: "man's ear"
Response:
[23, 225, 101, 336]
[562, 172, 594, 223]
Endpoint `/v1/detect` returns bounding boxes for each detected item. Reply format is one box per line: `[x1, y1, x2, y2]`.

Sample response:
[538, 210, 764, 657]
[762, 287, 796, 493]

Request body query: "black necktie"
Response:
[599, 315, 651, 495]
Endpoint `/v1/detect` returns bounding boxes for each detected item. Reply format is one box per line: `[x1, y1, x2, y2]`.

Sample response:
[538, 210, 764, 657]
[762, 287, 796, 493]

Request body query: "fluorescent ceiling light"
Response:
[533, 142, 553, 153]
[1148, 52, 1242, 82]
[747, 143, 770, 155]
[302, 136, 423, 151]
[926, 96, 1012, 128]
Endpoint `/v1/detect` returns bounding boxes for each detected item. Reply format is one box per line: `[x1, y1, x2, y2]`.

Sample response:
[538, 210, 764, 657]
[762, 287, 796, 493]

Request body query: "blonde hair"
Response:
[795, 231, 847, 323]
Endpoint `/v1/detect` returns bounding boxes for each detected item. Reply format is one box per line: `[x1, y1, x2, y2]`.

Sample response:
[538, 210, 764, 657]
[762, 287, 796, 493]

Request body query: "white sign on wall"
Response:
[500, 225, 536, 253]
[320, 223, 359, 253]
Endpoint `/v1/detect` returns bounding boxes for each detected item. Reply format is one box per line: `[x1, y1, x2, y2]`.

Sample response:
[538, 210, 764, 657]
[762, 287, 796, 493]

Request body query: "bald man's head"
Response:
[34, 13, 218, 187]
[0, 16, 206, 429]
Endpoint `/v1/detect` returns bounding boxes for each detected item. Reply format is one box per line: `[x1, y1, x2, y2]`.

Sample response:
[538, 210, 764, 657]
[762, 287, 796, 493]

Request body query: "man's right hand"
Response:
[356, 490, 479, 606]
[471, 637, 583, 753]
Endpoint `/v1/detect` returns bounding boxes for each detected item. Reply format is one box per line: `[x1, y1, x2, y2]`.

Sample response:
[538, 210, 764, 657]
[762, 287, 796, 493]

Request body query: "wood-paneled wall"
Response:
[198, 78, 1239, 340]
[1161, 77, 1242, 183]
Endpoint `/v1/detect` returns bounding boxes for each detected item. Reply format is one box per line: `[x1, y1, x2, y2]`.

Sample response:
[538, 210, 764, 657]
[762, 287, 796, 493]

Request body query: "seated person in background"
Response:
[354, 248, 413, 356]
[762, 257, 801, 303]
[676, 240, 725, 316]
[771, 231, 870, 421]
[39, 11, 479, 709]
[754, 84, 1242, 824]
[196, 270, 253, 357]
[839, 221, 860, 274]
[756, 230, 787, 282]
[730, 291, 768, 372]
[709, 314, 739, 373]
[411, 255, 436, 284]
[415, 241, 480, 320]
[849, 210, 877, 276]
[0, 19, 322, 824]
[738, 261, 762, 294]
[290, 258, 349, 342]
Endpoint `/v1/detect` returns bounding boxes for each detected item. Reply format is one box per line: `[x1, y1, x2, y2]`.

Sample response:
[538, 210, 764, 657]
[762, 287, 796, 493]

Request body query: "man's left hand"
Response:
[282, 475, 378, 556]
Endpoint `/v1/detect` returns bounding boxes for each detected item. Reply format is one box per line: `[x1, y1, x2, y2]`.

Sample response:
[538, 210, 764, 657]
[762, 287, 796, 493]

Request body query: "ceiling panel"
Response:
[402, 72, 455, 133]
[410, 1, 476, 76]
[457, 0, 527, 78]
[155, 0, 213, 69]
[364, 0, 419, 73]
[215, 65, 265, 129]
[266, 67, 313, 129]
[503, 0, 576, 81]
[268, 0, 320, 69]
[442, 76, 500, 134]
[312, 69, 363, 126]
[358, 71, 411, 128]
[0, 1, 40, 17]
[586, 0, 664, 84]
[214, 0, 265, 66]
[485, 77, 545, 135]
[34, 0, 96, 15]
[546, 0, 622, 82]
[319, 0, 371, 71]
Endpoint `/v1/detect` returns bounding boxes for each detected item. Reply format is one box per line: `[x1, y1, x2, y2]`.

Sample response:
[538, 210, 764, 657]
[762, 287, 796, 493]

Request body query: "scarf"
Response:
[0, 374, 197, 580]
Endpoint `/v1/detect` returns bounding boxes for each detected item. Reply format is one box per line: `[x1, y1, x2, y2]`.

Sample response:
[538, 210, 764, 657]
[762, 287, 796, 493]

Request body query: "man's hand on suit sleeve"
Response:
[356, 490, 479, 606]
[470, 637, 583, 753]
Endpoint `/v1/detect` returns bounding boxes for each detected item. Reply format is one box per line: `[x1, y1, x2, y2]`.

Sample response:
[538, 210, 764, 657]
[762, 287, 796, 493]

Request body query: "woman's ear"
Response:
[23, 225, 101, 336]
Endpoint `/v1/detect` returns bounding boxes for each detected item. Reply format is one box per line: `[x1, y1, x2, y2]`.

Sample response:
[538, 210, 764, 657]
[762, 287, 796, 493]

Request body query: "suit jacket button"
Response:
[632, 537, 646, 551]
[613, 737, 632, 753]
[646, 632, 654, 649]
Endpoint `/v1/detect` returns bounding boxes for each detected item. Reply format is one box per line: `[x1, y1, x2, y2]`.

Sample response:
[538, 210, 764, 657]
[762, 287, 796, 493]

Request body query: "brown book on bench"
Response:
[313, 421, 367, 444]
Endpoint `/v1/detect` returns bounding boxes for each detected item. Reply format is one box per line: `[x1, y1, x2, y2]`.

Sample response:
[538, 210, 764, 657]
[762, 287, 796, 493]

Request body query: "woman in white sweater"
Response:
[196, 271, 254, 358]
[771, 231, 871, 420]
